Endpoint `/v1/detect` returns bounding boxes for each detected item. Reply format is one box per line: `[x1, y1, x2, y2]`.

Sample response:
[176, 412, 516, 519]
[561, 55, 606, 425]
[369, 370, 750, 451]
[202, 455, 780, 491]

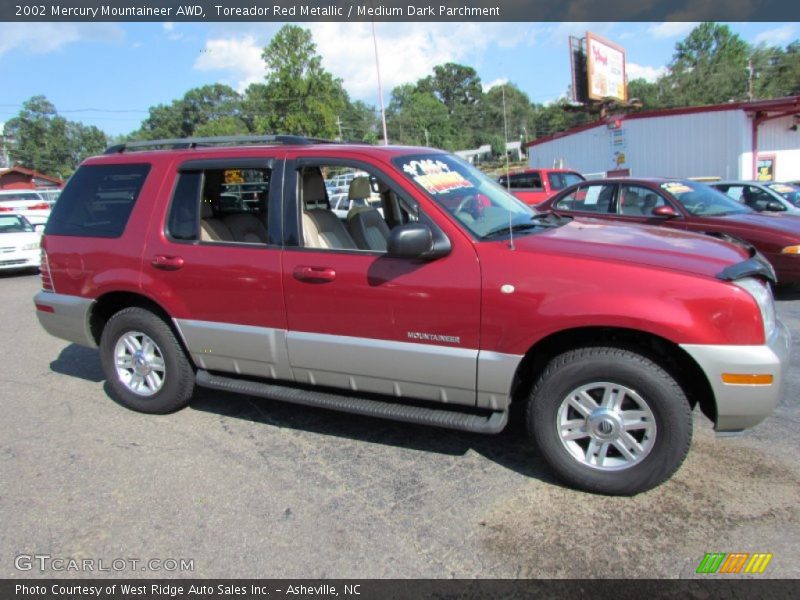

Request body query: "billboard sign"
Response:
[586, 32, 627, 103]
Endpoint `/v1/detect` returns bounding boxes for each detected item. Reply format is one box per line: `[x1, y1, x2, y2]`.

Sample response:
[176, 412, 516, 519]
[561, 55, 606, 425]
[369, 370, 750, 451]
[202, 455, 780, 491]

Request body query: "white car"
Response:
[0, 189, 52, 225]
[0, 214, 41, 272]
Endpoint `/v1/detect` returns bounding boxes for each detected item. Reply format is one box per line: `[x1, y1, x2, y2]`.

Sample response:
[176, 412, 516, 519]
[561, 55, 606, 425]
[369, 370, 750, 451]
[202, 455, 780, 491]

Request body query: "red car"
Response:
[497, 168, 584, 205]
[542, 178, 800, 284]
[34, 136, 789, 495]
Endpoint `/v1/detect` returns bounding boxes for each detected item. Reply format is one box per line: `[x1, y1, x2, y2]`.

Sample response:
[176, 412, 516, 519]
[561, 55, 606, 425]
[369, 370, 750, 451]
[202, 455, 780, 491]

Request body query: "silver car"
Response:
[710, 181, 800, 216]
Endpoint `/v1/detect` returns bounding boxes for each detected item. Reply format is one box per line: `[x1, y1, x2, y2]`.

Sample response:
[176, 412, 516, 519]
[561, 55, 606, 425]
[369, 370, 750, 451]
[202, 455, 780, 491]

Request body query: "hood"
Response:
[702, 211, 800, 237]
[508, 217, 749, 279]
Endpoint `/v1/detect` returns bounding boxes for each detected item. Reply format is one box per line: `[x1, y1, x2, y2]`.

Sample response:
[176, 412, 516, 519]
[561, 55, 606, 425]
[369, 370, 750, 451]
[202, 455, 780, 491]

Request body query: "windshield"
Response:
[661, 181, 752, 216]
[549, 172, 584, 190]
[0, 214, 34, 233]
[768, 183, 800, 207]
[393, 153, 561, 239]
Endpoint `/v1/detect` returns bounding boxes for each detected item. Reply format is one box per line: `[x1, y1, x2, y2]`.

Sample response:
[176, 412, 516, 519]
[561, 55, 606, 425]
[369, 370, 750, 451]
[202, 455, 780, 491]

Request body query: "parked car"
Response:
[497, 168, 585, 205]
[0, 213, 41, 272]
[34, 136, 789, 495]
[709, 181, 800, 215]
[0, 189, 52, 225]
[766, 182, 800, 208]
[542, 178, 800, 285]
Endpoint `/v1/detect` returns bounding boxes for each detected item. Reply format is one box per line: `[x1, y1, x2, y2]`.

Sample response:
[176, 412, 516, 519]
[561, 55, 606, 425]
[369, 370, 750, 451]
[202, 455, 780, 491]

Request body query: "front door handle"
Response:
[151, 255, 185, 271]
[293, 265, 336, 282]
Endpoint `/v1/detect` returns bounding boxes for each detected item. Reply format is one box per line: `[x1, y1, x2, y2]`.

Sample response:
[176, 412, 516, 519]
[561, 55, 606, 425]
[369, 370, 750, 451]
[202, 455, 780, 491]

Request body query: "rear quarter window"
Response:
[46, 164, 150, 238]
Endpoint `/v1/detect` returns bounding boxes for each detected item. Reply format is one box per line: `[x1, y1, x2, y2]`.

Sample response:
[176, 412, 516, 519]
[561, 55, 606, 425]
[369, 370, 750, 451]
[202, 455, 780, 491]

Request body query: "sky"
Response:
[0, 21, 797, 137]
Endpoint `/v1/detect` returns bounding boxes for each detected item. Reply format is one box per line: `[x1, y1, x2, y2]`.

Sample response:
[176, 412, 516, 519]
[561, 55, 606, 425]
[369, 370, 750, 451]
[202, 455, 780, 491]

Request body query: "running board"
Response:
[195, 370, 508, 434]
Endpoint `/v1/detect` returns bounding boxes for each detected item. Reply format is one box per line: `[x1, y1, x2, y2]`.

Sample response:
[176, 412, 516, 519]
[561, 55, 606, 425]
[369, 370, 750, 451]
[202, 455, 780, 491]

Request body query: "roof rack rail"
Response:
[104, 134, 338, 154]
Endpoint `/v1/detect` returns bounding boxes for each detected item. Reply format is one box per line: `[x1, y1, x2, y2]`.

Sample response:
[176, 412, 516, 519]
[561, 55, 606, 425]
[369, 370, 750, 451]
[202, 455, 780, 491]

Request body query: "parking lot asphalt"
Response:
[1, 271, 798, 579]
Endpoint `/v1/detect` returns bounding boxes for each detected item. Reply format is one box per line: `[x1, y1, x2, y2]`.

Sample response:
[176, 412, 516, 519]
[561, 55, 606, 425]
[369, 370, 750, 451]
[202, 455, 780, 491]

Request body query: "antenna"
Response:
[502, 85, 514, 251]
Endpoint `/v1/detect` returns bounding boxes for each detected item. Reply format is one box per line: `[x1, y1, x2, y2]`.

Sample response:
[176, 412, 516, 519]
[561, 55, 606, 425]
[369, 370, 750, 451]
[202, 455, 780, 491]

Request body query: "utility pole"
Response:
[748, 58, 754, 102]
[424, 128, 429, 146]
[371, 20, 389, 145]
[336, 116, 343, 141]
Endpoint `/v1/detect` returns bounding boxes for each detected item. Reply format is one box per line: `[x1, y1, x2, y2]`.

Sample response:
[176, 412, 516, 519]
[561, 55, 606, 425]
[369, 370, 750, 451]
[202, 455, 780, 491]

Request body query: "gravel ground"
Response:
[1, 272, 797, 579]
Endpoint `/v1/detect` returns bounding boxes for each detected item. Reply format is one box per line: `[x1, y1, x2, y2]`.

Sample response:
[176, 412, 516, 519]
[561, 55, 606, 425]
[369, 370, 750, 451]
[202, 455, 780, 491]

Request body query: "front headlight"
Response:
[22, 242, 39, 250]
[735, 277, 776, 340]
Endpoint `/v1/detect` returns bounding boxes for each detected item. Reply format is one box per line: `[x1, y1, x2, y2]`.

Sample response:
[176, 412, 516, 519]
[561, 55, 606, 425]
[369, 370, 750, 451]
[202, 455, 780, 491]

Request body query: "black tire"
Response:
[527, 346, 692, 495]
[99, 307, 195, 414]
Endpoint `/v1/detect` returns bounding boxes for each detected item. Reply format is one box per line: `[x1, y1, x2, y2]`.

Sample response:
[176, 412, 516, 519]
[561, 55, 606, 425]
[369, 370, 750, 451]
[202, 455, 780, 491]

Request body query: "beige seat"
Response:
[222, 213, 268, 243]
[200, 199, 233, 242]
[303, 210, 357, 249]
[301, 169, 357, 250]
[347, 206, 390, 251]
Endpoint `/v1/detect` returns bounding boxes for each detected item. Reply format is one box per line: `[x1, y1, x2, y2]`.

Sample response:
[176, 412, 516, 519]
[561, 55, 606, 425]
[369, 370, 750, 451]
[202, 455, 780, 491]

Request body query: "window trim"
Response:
[164, 158, 280, 247]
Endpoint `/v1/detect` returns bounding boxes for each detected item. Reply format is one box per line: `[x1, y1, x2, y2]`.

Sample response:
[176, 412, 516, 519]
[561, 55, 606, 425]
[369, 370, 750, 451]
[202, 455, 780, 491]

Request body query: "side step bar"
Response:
[195, 370, 508, 434]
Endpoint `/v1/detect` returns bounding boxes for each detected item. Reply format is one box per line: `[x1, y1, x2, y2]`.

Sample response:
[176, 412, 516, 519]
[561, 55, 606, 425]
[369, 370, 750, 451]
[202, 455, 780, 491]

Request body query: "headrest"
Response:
[302, 169, 327, 206]
[348, 176, 372, 200]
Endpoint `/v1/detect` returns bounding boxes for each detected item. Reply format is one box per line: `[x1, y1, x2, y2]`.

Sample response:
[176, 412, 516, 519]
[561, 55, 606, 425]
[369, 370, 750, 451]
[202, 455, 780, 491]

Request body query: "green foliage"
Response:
[5, 95, 106, 178]
[135, 83, 246, 140]
[252, 24, 347, 138]
[662, 22, 750, 105]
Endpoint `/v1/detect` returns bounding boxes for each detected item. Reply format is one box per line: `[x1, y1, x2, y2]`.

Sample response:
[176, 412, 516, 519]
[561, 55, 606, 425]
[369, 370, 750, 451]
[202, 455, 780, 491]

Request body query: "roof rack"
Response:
[104, 134, 338, 154]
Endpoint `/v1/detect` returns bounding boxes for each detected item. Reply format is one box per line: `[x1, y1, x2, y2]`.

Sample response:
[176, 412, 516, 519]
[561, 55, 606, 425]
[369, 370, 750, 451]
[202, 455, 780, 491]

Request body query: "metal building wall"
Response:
[749, 115, 800, 181]
[528, 109, 750, 179]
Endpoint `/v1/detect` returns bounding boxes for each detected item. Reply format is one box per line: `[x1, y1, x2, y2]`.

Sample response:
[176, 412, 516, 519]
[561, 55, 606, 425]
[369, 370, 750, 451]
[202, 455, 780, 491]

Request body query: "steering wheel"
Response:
[454, 195, 476, 214]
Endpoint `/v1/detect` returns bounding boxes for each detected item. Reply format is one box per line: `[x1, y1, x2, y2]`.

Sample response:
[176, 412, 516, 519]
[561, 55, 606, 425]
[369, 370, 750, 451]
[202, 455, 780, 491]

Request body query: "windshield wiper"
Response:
[481, 217, 551, 239]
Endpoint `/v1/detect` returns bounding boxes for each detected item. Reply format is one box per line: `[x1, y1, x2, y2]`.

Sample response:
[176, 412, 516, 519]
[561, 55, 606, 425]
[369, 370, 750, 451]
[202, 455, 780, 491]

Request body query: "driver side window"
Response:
[554, 184, 615, 213]
[297, 163, 416, 253]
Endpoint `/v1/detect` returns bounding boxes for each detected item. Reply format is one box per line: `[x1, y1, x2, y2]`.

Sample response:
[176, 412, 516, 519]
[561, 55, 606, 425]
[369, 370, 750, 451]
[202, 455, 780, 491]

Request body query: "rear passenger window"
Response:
[554, 184, 615, 213]
[167, 168, 271, 245]
[46, 164, 150, 237]
[509, 172, 543, 190]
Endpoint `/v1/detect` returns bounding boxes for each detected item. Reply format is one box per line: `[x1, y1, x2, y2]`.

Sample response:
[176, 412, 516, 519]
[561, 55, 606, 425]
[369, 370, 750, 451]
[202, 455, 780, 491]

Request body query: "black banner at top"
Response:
[1, 0, 799, 22]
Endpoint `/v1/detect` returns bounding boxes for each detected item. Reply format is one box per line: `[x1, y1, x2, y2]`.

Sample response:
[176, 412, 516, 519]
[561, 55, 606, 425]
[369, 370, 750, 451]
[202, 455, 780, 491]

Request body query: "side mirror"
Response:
[652, 205, 678, 218]
[765, 200, 785, 212]
[387, 223, 434, 258]
[33, 224, 45, 232]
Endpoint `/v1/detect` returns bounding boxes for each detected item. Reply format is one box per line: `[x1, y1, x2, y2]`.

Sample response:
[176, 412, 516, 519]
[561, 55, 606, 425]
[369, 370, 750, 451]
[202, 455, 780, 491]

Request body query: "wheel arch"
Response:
[510, 326, 717, 424]
[89, 292, 190, 361]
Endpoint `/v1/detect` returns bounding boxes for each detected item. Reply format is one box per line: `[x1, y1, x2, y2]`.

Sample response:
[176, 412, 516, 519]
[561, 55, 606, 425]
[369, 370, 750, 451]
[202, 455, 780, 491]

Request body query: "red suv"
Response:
[34, 136, 790, 495]
[497, 168, 584, 205]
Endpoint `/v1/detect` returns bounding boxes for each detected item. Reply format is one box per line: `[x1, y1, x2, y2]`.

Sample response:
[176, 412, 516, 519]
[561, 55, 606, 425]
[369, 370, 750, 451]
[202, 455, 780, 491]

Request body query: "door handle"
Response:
[151, 255, 185, 271]
[293, 265, 336, 282]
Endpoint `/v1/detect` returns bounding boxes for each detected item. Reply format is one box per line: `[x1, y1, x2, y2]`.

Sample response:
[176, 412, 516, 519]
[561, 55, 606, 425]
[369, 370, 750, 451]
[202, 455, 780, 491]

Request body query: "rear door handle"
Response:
[151, 255, 185, 271]
[293, 265, 336, 282]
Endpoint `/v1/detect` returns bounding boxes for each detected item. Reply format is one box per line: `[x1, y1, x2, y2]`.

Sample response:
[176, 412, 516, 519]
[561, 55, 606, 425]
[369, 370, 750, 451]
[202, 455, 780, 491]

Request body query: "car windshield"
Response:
[549, 172, 584, 190]
[661, 181, 752, 216]
[768, 183, 800, 206]
[0, 215, 34, 233]
[393, 153, 563, 239]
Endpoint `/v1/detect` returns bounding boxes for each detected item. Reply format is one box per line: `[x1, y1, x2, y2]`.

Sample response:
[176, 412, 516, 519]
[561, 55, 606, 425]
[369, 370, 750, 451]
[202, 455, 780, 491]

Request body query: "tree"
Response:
[386, 84, 451, 147]
[418, 63, 484, 148]
[662, 22, 750, 106]
[136, 84, 246, 139]
[4, 95, 106, 178]
[482, 84, 536, 144]
[249, 24, 347, 138]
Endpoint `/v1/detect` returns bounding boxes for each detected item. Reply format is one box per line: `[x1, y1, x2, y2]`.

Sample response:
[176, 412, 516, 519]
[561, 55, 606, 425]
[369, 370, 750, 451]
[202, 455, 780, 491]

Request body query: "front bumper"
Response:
[680, 319, 791, 432]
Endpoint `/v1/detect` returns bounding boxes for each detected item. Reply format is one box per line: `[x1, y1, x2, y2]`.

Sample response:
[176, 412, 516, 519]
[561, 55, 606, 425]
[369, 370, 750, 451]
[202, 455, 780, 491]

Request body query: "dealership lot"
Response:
[1, 272, 798, 578]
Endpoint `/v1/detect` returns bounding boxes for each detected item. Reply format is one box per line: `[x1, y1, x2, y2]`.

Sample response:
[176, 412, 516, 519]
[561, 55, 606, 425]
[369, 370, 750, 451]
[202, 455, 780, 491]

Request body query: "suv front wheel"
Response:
[100, 307, 195, 414]
[528, 347, 692, 495]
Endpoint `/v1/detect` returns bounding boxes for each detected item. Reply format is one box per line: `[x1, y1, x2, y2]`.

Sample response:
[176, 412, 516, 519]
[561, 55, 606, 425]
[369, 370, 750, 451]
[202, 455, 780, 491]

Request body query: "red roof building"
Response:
[0, 166, 65, 191]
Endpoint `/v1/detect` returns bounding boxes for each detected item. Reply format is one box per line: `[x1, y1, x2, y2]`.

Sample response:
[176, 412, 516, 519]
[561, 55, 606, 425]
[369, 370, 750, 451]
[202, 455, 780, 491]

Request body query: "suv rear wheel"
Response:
[100, 307, 195, 414]
[528, 347, 692, 495]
